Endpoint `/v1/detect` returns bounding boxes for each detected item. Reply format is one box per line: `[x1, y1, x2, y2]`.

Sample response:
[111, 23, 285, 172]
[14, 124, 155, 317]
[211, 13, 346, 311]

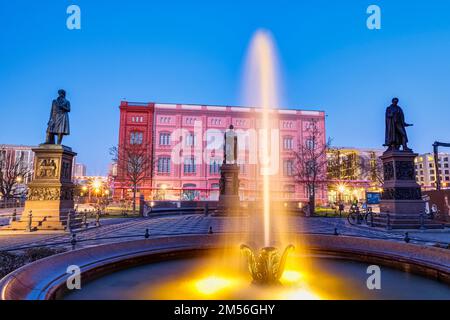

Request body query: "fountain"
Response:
[1, 30, 449, 301]
[239, 29, 295, 284]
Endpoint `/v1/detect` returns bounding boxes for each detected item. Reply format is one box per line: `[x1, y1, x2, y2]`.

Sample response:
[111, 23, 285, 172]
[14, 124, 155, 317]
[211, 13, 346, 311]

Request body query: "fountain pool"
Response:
[63, 254, 450, 300]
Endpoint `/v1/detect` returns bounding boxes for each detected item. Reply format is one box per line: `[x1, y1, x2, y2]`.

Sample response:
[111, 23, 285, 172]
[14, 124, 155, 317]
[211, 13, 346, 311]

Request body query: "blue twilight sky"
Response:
[1, 0, 450, 175]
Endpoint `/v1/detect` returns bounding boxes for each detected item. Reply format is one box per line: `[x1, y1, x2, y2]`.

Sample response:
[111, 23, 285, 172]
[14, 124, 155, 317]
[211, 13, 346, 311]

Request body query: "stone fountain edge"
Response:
[0, 234, 449, 300]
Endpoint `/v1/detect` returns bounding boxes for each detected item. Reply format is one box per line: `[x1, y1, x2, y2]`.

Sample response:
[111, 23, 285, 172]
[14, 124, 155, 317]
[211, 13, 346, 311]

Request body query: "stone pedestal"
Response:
[215, 164, 241, 215]
[374, 150, 440, 229]
[3, 144, 78, 231]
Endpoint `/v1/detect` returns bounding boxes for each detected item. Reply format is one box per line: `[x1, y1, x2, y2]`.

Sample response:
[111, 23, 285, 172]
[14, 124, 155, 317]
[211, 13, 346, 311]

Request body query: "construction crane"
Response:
[432, 141, 450, 191]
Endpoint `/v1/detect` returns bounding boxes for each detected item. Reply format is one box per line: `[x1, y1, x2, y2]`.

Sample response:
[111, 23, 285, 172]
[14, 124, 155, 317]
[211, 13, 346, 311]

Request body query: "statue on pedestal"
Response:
[216, 125, 240, 215]
[46, 89, 71, 145]
[384, 98, 413, 152]
[223, 125, 238, 164]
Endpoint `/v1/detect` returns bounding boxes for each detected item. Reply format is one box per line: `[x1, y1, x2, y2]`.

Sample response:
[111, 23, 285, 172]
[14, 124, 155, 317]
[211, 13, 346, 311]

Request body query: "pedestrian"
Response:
[95, 209, 101, 227]
[338, 202, 344, 217]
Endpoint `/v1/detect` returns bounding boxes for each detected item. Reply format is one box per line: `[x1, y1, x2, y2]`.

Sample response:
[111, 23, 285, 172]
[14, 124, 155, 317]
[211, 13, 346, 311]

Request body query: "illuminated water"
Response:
[242, 29, 283, 246]
[64, 256, 450, 300]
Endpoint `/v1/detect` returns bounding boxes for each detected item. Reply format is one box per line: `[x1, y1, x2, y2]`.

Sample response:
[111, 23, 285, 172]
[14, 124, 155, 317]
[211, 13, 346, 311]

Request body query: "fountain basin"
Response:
[0, 234, 449, 300]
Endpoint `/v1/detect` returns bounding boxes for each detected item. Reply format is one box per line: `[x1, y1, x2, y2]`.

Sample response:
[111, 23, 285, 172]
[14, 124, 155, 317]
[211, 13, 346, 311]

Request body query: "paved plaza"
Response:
[0, 213, 448, 253]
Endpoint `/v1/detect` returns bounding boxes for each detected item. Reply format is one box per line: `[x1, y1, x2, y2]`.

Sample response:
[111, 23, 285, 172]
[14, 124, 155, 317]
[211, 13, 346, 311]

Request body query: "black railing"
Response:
[0, 228, 448, 253]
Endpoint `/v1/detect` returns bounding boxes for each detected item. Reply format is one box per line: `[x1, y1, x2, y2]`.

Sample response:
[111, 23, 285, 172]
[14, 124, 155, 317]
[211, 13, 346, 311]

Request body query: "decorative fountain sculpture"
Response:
[240, 244, 295, 284]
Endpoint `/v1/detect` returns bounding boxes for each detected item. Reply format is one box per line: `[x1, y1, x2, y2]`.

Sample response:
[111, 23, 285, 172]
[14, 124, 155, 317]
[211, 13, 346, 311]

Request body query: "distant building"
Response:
[415, 153, 450, 190]
[73, 163, 87, 177]
[327, 147, 384, 203]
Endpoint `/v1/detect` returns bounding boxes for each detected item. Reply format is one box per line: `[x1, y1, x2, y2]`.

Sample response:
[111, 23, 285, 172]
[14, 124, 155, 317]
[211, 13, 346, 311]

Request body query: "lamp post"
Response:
[337, 183, 346, 203]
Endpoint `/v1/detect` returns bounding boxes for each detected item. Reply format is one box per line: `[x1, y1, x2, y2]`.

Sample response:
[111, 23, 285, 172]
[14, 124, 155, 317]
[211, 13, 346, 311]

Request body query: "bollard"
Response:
[204, 203, 209, 216]
[144, 228, 150, 239]
[208, 226, 213, 234]
[71, 233, 77, 250]
[404, 232, 410, 243]
[66, 211, 72, 233]
[333, 228, 339, 236]
[26, 211, 33, 232]
[370, 212, 374, 227]
[83, 212, 88, 229]
[11, 209, 17, 223]
[386, 214, 392, 230]
[419, 213, 426, 230]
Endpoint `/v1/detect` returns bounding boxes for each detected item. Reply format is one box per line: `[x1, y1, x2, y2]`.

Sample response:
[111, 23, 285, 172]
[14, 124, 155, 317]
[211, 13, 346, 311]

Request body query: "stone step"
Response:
[372, 216, 444, 229]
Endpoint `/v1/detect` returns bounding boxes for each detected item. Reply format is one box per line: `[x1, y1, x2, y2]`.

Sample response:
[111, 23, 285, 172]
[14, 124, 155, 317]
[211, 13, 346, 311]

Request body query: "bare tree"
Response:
[110, 143, 153, 214]
[0, 147, 32, 203]
[292, 119, 331, 216]
[360, 151, 384, 186]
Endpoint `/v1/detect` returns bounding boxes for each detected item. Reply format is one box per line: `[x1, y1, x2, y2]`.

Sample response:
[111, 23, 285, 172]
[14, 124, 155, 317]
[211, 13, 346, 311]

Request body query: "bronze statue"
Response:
[223, 124, 238, 164]
[384, 98, 413, 151]
[46, 89, 71, 145]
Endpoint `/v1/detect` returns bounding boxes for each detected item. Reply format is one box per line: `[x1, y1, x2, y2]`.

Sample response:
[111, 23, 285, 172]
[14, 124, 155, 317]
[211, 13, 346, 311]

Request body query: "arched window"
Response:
[130, 131, 143, 145]
[157, 157, 171, 173]
[159, 132, 171, 146]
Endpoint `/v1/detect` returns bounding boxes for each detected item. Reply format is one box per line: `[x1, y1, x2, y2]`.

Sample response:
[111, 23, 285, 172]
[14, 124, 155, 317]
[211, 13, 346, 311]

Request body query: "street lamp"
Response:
[336, 183, 347, 203]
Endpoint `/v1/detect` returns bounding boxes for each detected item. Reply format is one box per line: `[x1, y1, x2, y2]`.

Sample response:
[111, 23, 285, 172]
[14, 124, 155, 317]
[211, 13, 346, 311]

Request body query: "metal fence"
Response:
[0, 199, 25, 209]
[0, 226, 449, 254]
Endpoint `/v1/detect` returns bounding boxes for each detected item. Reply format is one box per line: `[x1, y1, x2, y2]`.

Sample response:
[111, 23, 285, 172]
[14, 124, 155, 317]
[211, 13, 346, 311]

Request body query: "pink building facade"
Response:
[114, 101, 327, 204]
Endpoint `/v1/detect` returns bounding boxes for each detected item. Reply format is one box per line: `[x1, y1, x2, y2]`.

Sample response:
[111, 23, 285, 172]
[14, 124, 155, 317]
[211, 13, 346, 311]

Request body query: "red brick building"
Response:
[113, 101, 327, 204]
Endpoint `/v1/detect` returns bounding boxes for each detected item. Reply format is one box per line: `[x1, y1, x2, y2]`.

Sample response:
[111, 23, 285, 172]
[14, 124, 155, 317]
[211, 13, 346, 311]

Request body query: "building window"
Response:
[283, 137, 293, 150]
[211, 118, 222, 126]
[283, 121, 293, 129]
[185, 117, 197, 125]
[159, 133, 171, 146]
[184, 157, 196, 174]
[209, 159, 220, 174]
[130, 132, 143, 145]
[160, 116, 171, 124]
[211, 183, 220, 189]
[157, 157, 171, 173]
[185, 133, 197, 147]
[305, 138, 315, 150]
[283, 160, 294, 176]
[283, 185, 295, 198]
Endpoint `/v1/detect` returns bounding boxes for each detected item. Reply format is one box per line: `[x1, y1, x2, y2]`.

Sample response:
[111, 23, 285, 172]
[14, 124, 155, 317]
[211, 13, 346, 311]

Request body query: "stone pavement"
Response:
[0, 214, 448, 252]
